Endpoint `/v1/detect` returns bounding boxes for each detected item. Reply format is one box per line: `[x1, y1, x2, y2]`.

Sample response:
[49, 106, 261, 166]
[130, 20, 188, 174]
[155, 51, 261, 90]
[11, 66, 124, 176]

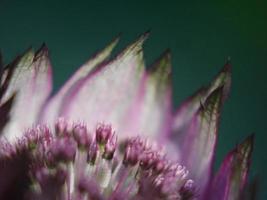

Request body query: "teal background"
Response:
[0, 0, 266, 199]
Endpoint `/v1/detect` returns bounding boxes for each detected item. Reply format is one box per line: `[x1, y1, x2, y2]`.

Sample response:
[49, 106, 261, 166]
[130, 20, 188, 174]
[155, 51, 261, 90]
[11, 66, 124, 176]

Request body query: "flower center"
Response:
[0, 119, 196, 200]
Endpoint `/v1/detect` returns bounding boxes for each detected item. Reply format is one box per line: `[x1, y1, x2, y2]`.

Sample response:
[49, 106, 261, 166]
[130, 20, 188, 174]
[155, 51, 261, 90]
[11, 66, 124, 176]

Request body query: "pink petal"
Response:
[1, 45, 52, 142]
[56, 33, 148, 136]
[121, 50, 172, 140]
[208, 135, 254, 200]
[178, 87, 223, 196]
[0, 48, 34, 102]
[168, 63, 231, 161]
[39, 37, 120, 125]
[172, 62, 231, 133]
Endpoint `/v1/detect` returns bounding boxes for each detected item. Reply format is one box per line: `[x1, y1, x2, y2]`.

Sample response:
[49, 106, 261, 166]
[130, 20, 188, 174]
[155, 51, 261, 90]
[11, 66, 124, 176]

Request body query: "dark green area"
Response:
[0, 0, 266, 199]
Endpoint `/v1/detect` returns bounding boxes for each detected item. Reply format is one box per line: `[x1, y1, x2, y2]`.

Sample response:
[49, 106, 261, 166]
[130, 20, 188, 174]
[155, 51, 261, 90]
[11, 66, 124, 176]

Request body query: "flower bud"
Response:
[123, 145, 139, 166]
[139, 152, 157, 170]
[95, 124, 112, 144]
[51, 137, 77, 162]
[73, 124, 91, 148]
[87, 141, 98, 165]
[55, 118, 69, 137]
[103, 133, 117, 160]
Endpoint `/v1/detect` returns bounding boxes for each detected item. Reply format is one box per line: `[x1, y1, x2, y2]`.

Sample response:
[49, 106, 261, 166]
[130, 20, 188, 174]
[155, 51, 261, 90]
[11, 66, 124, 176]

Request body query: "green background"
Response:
[0, 0, 266, 199]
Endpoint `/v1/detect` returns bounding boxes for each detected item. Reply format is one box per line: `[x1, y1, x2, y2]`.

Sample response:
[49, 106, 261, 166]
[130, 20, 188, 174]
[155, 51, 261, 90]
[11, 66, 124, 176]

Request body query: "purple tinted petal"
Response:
[178, 88, 223, 196]
[207, 61, 231, 102]
[0, 53, 21, 100]
[1, 45, 52, 142]
[209, 135, 254, 200]
[121, 49, 172, 140]
[57, 33, 148, 137]
[0, 48, 35, 103]
[172, 62, 231, 133]
[39, 37, 120, 125]
[168, 62, 232, 174]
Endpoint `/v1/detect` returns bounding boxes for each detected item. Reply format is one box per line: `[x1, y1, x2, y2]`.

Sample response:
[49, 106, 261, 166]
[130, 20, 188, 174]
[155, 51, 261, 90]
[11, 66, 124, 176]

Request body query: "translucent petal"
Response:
[121, 50, 172, 139]
[172, 62, 231, 133]
[58, 33, 148, 136]
[39, 37, 119, 125]
[1, 45, 52, 142]
[178, 88, 223, 196]
[209, 135, 254, 200]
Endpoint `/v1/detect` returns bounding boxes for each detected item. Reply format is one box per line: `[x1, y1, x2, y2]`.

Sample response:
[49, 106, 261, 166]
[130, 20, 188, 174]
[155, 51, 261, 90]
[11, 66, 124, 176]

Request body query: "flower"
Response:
[0, 32, 253, 200]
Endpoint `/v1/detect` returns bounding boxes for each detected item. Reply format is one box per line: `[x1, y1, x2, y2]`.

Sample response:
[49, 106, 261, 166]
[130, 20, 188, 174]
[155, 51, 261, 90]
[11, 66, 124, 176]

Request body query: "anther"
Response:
[87, 141, 98, 165]
[73, 124, 91, 148]
[103, 133, 117, 160]
[123, 145, 139, 166]
[55, 118, 70, 137]
[50, 137, 77, 162]
[96, 124, 113, 144]
[139, 152, 156, 170]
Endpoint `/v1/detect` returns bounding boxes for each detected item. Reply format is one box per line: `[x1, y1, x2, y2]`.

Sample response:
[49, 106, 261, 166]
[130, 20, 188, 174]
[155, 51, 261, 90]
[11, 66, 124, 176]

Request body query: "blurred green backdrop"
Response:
[0, 0, 266, 199]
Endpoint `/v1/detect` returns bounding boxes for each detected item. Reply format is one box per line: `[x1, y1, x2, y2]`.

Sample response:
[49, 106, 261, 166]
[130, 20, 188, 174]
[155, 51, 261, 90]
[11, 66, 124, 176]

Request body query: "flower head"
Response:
[0, 33, 253, 200]
[0, 122, 195, 199]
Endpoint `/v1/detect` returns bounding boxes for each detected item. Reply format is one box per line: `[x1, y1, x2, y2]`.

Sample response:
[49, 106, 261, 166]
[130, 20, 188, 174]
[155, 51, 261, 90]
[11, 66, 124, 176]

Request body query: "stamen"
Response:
[87, 140, 98, 165]
[96, 124, 113, 145]
[73, 124, 91, 149]
[0, 120, 197, 199]
[55, 118, 69, 137]
[103, 132, 117, 160]
[50, 137, 77, 162]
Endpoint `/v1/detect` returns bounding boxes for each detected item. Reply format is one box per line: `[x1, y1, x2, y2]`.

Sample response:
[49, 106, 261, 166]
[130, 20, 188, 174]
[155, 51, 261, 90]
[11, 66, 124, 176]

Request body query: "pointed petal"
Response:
[207, 61, 232, 102]
[39, 36, 120, 124]
[172, 62, 231, 133]
[1, 45, 52, 142]
[122, 49, 172, 139]
[0, 56, 17, 100]
[58, 33, 148, 135]
[209, 135, 254, 200]
[0, 48, 35, 103]
[168, 63, 231, 164]
[178, 88, 223, 195]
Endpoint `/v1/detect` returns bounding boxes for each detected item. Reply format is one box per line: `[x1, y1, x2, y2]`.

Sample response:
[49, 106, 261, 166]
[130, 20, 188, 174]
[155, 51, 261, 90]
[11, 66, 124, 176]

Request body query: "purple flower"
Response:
[0, 33, 253, 200]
